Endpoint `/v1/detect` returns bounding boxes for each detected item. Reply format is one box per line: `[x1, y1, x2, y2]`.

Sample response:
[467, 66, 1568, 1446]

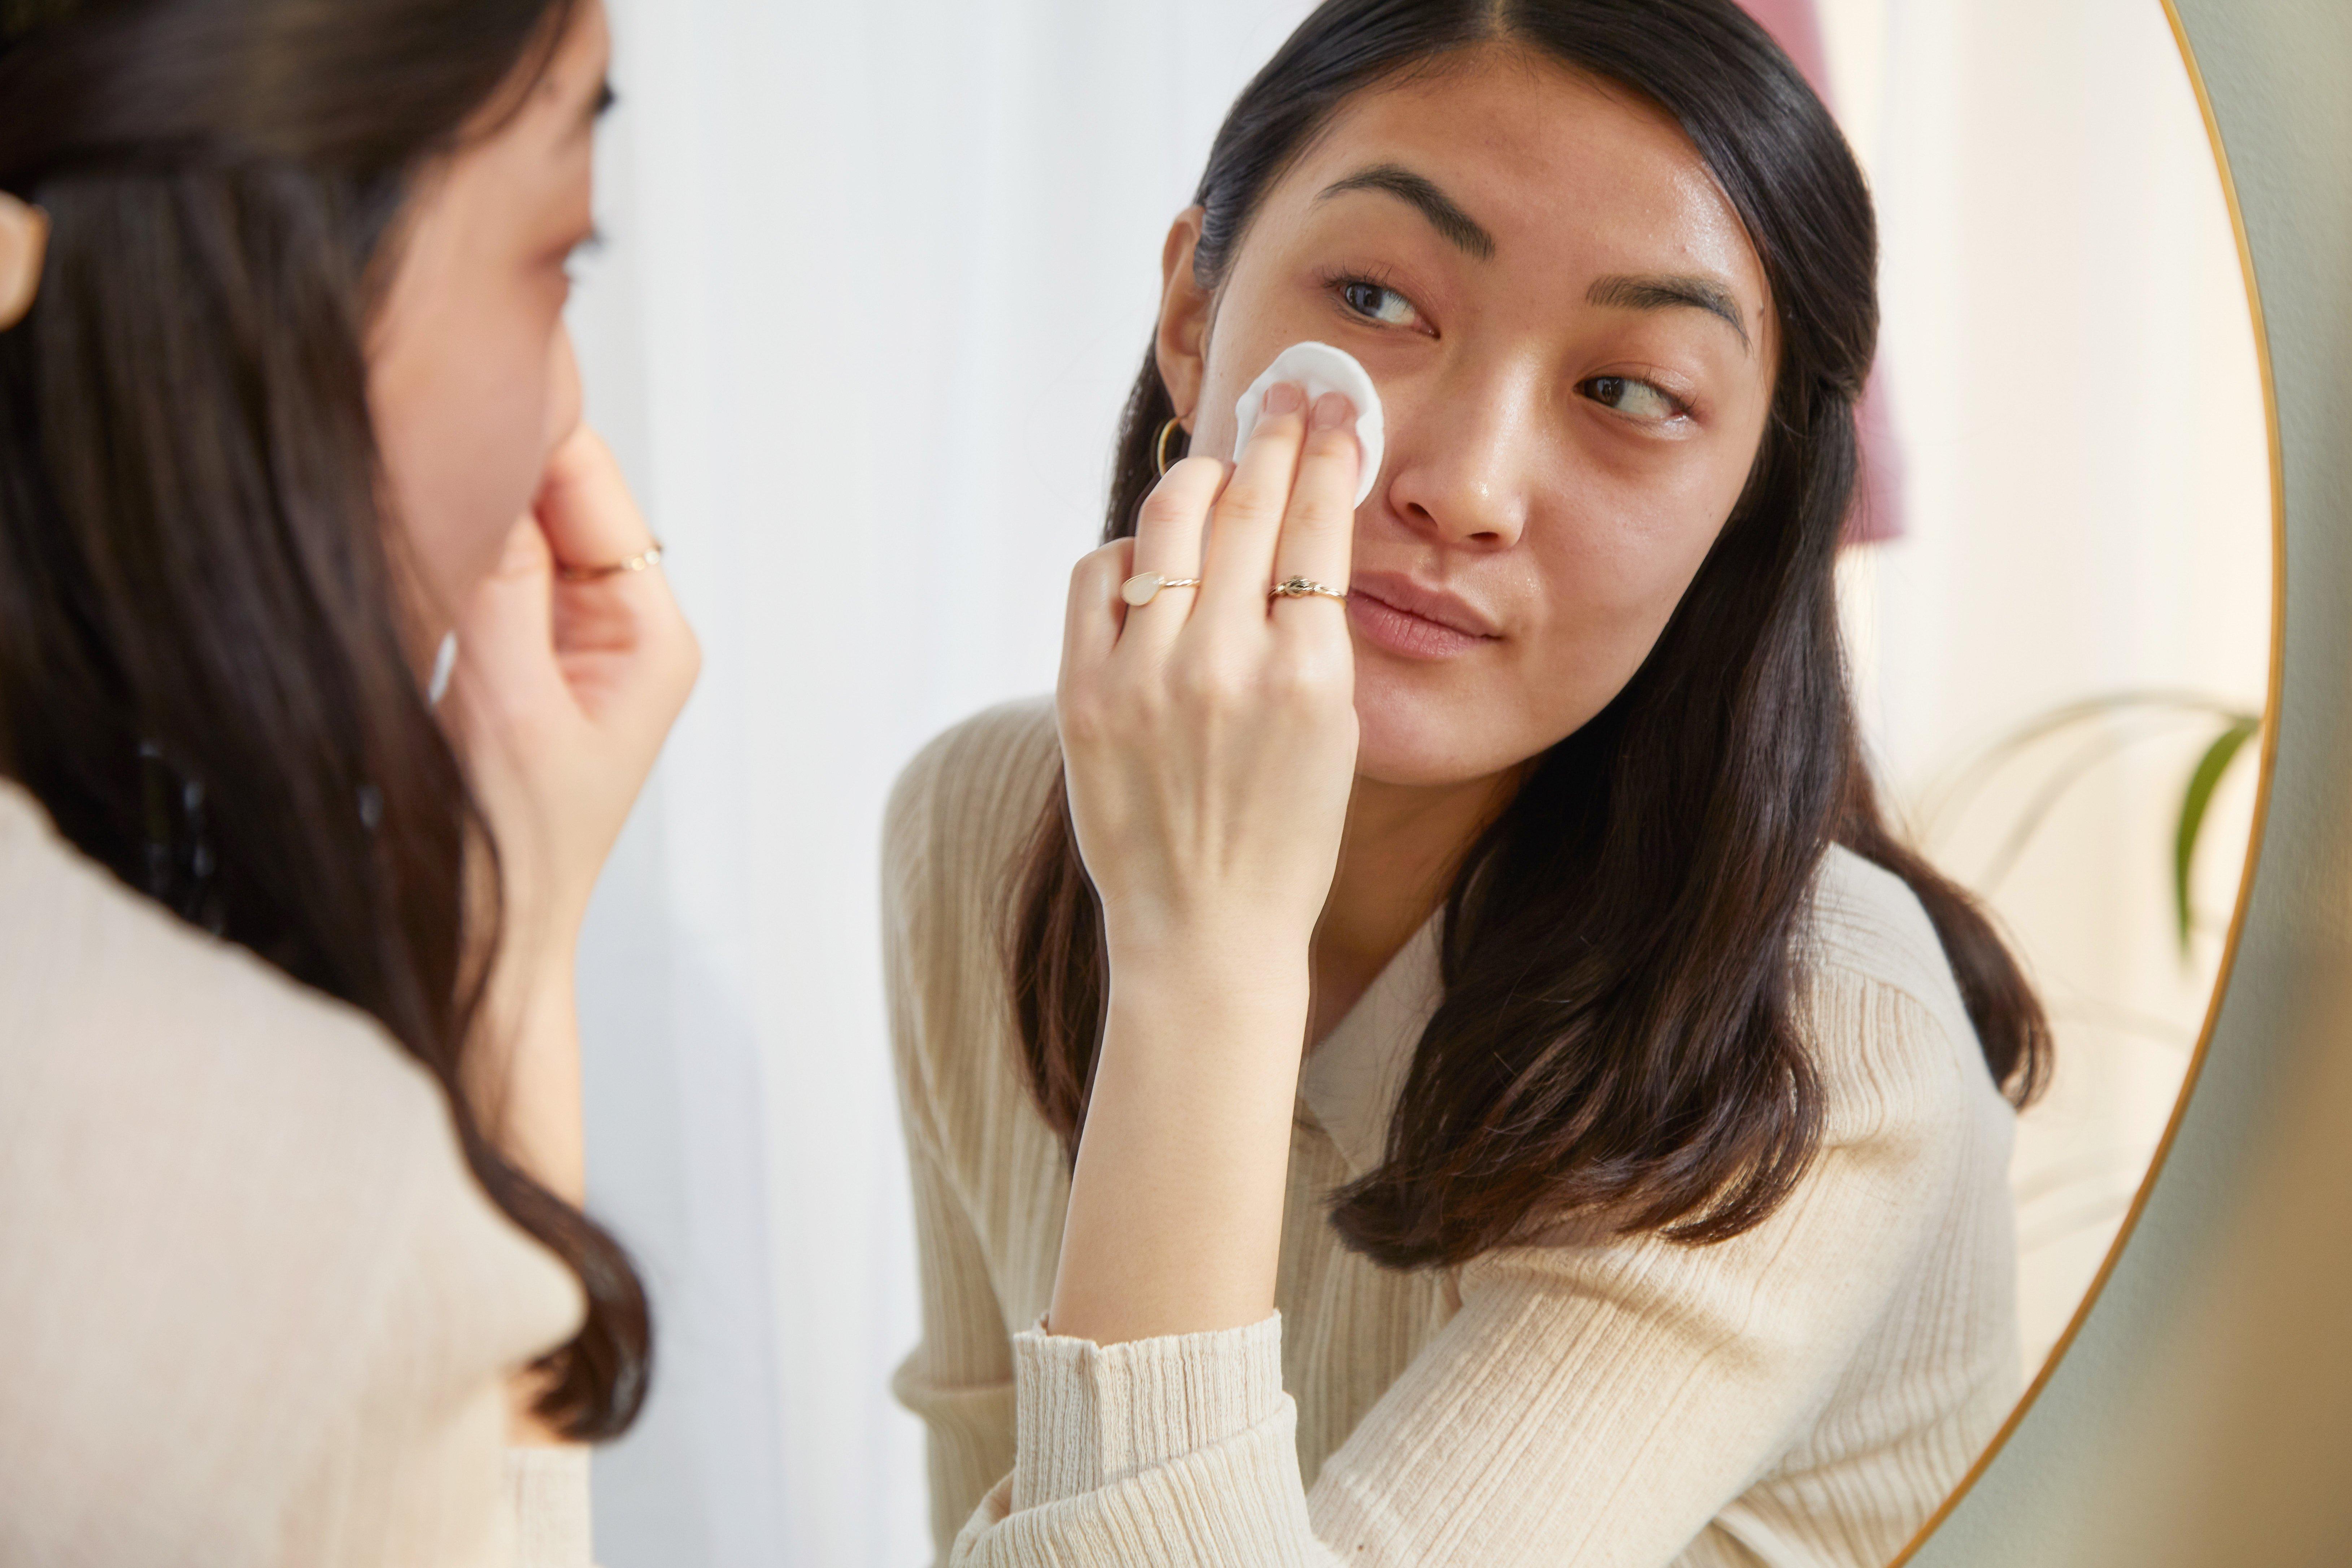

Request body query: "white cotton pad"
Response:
[1230, 340, 1385, 508]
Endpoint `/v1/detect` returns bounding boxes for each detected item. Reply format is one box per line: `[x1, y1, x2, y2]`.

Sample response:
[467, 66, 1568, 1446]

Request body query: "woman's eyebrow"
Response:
[1314, 164, 1497, 261]
[1586, 273, 1751, 352]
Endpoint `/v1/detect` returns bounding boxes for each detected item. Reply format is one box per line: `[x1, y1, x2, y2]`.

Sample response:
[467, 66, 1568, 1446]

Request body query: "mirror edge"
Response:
[1882, 0, 2290, 1559]
[1894, 0, 2352, 1562]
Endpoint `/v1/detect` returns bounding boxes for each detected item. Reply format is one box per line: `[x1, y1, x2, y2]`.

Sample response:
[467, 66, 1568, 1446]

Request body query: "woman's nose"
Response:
[1380, 372, 1536, 549]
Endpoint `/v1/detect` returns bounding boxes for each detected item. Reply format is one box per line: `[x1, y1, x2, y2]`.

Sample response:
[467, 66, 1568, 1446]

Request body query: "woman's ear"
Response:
[1153, 207, 1211, 429]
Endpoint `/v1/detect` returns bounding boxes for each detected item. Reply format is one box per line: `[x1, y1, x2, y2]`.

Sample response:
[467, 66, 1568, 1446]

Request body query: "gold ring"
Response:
[557, 541, 666, 583]
[1271, 576, 1346, 602]
[1121, 571, 1203, 607]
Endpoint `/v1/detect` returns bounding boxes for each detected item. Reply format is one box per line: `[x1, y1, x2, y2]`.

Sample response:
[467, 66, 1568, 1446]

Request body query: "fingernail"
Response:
[1263, 380, 1306, 416]
[1311, 391, 1353, 430]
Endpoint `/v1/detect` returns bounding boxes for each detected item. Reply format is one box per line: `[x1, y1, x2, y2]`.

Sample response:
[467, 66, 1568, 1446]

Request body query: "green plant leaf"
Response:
[1924, 689, 2248, 848]
[2174, 714, 2262, 955]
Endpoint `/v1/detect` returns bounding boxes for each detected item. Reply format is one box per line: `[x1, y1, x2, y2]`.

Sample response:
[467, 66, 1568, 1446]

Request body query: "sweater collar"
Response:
[1297, 911, 1446, 1181]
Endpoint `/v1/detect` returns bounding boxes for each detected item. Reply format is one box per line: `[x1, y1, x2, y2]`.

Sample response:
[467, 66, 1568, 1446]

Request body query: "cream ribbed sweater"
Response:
[885, 700, 2022, 1568]
[0, 780, 593, 1567]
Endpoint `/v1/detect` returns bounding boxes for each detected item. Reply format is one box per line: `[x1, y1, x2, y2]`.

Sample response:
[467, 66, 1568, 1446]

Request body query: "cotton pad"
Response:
[1231, 341, 1385, 508]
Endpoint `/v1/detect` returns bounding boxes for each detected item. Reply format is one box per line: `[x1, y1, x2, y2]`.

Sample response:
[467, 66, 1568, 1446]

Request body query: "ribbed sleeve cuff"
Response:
[502, 1446, 593, 1568]
[1009, 1311, 1288, 1509]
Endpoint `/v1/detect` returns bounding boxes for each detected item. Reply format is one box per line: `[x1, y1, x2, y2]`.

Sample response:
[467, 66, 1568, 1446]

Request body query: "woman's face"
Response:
[1156, 48, 1779, 789]
[367, 0, 611, 640]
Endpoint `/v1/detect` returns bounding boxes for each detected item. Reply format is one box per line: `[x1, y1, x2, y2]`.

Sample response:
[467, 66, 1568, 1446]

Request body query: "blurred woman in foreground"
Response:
[0, 0, 694, 1560]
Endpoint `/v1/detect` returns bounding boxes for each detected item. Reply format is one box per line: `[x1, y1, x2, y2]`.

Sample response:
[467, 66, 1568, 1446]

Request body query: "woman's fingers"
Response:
[531, 428, 697, 729]
[1061, 539, 1135, 696]
[537, 424, 646, 566]
[445, 514, 569, 768]
[442, 424, 700, 949]
[1269, 391, 1362, 621]
[1199, 381, 1310, 622]
[1052, 384, 1362, 973]
[1119, 454, 1224, 652]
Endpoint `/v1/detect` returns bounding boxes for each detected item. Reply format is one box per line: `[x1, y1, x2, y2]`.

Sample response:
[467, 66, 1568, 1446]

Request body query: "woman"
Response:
[885, 1, 2049, 1563]
[0, 0, 693, 1561]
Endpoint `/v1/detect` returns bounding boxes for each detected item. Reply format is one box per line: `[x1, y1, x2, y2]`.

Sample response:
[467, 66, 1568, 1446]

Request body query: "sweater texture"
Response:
[886, 699, 2022, 1568]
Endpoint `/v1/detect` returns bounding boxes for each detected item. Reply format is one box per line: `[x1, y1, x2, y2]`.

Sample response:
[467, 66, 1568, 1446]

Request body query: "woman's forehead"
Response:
[1273, 51, 1769, 316]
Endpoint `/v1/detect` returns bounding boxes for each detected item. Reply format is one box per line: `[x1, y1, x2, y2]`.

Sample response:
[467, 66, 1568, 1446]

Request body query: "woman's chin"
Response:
[1350, 661, 1604, 791]
[1351, 678, 1516, 790]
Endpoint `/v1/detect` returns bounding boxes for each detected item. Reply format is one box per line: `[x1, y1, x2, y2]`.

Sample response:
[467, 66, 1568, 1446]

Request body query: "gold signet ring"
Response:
[1121, 572, 1203, 607]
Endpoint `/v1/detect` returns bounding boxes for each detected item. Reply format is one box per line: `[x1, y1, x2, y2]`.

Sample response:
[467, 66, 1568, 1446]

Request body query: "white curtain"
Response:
[563, 1, 2270, 1563]
[566, 4, 1318, 1565]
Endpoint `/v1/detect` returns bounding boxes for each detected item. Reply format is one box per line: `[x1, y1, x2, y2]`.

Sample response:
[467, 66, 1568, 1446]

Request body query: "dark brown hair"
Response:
[1012, 0, 2050, 1270]
[0, 0, 647, 1436]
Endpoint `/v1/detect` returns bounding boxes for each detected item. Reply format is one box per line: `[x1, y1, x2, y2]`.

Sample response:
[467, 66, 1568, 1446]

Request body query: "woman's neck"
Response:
[1306, 767, 1520, 1047]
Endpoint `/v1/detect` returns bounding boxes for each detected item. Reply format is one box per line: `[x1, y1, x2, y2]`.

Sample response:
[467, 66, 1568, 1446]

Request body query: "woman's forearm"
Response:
[487, 950, 588, 1213]
[1046, 932, 1312, 1346]
[1045, 379, 1362, 1349]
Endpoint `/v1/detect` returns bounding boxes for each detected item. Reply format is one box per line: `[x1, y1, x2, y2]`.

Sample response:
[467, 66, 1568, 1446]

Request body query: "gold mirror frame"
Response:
[1888, 0, 2351, 1561]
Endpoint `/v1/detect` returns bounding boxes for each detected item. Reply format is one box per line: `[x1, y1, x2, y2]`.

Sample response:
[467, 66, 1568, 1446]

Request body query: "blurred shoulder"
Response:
[0, 779, 460, 1173]
[883, 697, 1062, 914]
[0, 781, 578, 1556]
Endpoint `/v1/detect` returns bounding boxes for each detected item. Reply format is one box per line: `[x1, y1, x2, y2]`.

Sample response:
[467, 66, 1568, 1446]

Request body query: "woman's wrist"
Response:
[1106, 929, 1312, 1029]
[1103, 904, 1317, 977]
[471, 936, 587, 1203]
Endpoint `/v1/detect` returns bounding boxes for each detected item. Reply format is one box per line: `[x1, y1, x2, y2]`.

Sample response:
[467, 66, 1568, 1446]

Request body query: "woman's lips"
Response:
[1345, 574, 1502, 661]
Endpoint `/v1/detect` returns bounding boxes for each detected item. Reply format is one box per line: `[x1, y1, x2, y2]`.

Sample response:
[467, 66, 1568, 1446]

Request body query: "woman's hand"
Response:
[444, 424, 701, 961]
[439, 426, 698, 1214]
[1058, 382, 1363, 965]
[1046, 382, 1361, 1346]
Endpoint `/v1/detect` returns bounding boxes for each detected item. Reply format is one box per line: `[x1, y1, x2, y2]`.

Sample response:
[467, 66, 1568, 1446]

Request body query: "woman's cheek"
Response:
[1578, 477, 1729, 603]
[374, 340, 552, 623]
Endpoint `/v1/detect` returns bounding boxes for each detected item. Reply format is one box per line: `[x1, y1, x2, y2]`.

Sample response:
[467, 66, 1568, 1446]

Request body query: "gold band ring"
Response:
[1121, 571, 1203, 607]
[557, 541, 666, 583]
[1271, 576, 1347, 602]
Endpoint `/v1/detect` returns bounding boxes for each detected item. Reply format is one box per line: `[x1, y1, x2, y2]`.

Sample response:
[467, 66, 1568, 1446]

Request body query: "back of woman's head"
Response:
[1019, 0, 2050, 1270]
[0, 0, 648, 1438]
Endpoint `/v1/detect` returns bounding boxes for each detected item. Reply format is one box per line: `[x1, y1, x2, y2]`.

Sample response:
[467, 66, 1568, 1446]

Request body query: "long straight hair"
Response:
[1011, 0, 2050, 1269]
[0, 0, 648, 1436]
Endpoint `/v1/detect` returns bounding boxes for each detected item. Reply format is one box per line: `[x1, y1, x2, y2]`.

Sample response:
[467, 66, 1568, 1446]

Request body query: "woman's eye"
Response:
[1581, 375, 1685, 424]
[1340, 279, 1419, 328]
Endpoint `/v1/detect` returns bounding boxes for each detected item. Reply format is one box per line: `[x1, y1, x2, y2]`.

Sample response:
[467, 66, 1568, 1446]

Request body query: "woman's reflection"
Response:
[886, 0, 2051, 1563]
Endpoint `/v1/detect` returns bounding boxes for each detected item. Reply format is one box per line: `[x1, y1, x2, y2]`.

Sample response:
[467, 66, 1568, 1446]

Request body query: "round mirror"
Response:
[562, 1, 2278, 1561]
[1815, 0, 2273, 1387]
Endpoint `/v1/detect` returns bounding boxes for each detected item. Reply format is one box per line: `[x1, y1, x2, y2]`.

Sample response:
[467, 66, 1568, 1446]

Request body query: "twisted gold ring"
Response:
[557, 541, 666, 583]
[1271, 576, 1347, 602]
[1121, 571, 1203, 607]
